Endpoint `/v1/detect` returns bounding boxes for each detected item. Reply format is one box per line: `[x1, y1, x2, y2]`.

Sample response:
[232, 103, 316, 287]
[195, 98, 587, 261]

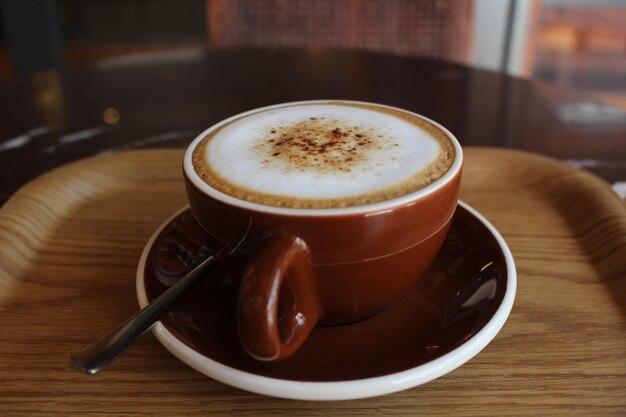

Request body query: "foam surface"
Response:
[192, 102, 454, 208]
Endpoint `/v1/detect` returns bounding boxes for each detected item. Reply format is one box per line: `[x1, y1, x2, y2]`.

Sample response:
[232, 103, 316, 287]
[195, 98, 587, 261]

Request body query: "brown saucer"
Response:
[140, 203, 511, 386]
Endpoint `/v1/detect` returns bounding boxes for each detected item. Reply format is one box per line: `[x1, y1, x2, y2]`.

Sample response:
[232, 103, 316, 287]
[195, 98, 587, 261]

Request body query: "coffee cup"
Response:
[183, 100, 462, 361]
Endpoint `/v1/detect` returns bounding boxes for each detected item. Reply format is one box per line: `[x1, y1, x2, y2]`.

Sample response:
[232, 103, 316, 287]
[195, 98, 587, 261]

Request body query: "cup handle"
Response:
[238, 234, 320, 361]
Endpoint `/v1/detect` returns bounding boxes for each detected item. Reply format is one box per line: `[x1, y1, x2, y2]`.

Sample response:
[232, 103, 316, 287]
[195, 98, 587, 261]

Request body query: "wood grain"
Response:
[0, 148, 624, 416]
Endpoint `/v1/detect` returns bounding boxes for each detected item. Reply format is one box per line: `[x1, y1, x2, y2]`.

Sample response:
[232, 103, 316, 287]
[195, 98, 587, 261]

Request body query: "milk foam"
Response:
[192, 102, 454, 208]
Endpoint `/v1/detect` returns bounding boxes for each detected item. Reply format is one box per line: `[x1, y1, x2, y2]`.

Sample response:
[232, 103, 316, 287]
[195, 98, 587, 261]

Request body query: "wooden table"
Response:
[0, 148, 624, 416]
[0, 50, 625, 415]
[0, 49, 625, 204]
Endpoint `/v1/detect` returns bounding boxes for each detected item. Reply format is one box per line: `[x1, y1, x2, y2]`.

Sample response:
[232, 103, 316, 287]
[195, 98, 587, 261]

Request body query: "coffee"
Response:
[192, 101, 455, 208]
[184, 100, 463, 360]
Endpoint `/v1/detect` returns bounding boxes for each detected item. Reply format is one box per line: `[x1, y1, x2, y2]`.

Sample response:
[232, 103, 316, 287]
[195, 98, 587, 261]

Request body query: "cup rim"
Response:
[183, 99, 463, 216]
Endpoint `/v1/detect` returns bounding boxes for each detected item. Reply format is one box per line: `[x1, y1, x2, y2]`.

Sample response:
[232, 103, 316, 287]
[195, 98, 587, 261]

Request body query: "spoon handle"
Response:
[70, 254, 218, 375]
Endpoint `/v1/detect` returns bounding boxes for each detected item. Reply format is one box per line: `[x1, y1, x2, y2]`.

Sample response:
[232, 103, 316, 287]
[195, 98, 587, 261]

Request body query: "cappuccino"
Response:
[192, 101, 455, 208]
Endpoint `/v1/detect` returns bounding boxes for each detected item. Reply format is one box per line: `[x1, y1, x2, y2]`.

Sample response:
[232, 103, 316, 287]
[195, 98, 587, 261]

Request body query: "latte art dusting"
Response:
[192, 102, 455, 208]
[254, 118, 392, 175]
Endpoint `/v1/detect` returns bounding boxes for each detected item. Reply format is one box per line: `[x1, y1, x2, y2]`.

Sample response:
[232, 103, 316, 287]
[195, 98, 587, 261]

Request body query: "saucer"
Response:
[136, 201, 516, 400]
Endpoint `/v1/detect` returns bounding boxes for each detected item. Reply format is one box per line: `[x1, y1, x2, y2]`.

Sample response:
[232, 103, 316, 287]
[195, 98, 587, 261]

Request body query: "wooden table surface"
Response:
[0, 49, 625, 205]
[0, 49, 624, 415]
[0, 148, 624, 416]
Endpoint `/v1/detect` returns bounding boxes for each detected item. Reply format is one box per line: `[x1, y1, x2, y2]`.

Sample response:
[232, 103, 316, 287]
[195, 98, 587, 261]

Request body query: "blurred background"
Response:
[1, 0, 625, 108]
[0, 0, 625, 202]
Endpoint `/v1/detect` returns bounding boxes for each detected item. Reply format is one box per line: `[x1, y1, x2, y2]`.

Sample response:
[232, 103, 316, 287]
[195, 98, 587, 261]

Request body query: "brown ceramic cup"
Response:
[183, 101, 463, 361]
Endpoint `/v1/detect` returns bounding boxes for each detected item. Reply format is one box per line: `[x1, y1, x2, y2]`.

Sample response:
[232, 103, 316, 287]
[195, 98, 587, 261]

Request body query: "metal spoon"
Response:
[70, 221, 250, 375]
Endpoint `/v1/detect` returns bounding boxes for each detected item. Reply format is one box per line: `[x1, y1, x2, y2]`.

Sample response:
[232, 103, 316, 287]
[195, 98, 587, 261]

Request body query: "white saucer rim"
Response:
[136, 200, 517, 401]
